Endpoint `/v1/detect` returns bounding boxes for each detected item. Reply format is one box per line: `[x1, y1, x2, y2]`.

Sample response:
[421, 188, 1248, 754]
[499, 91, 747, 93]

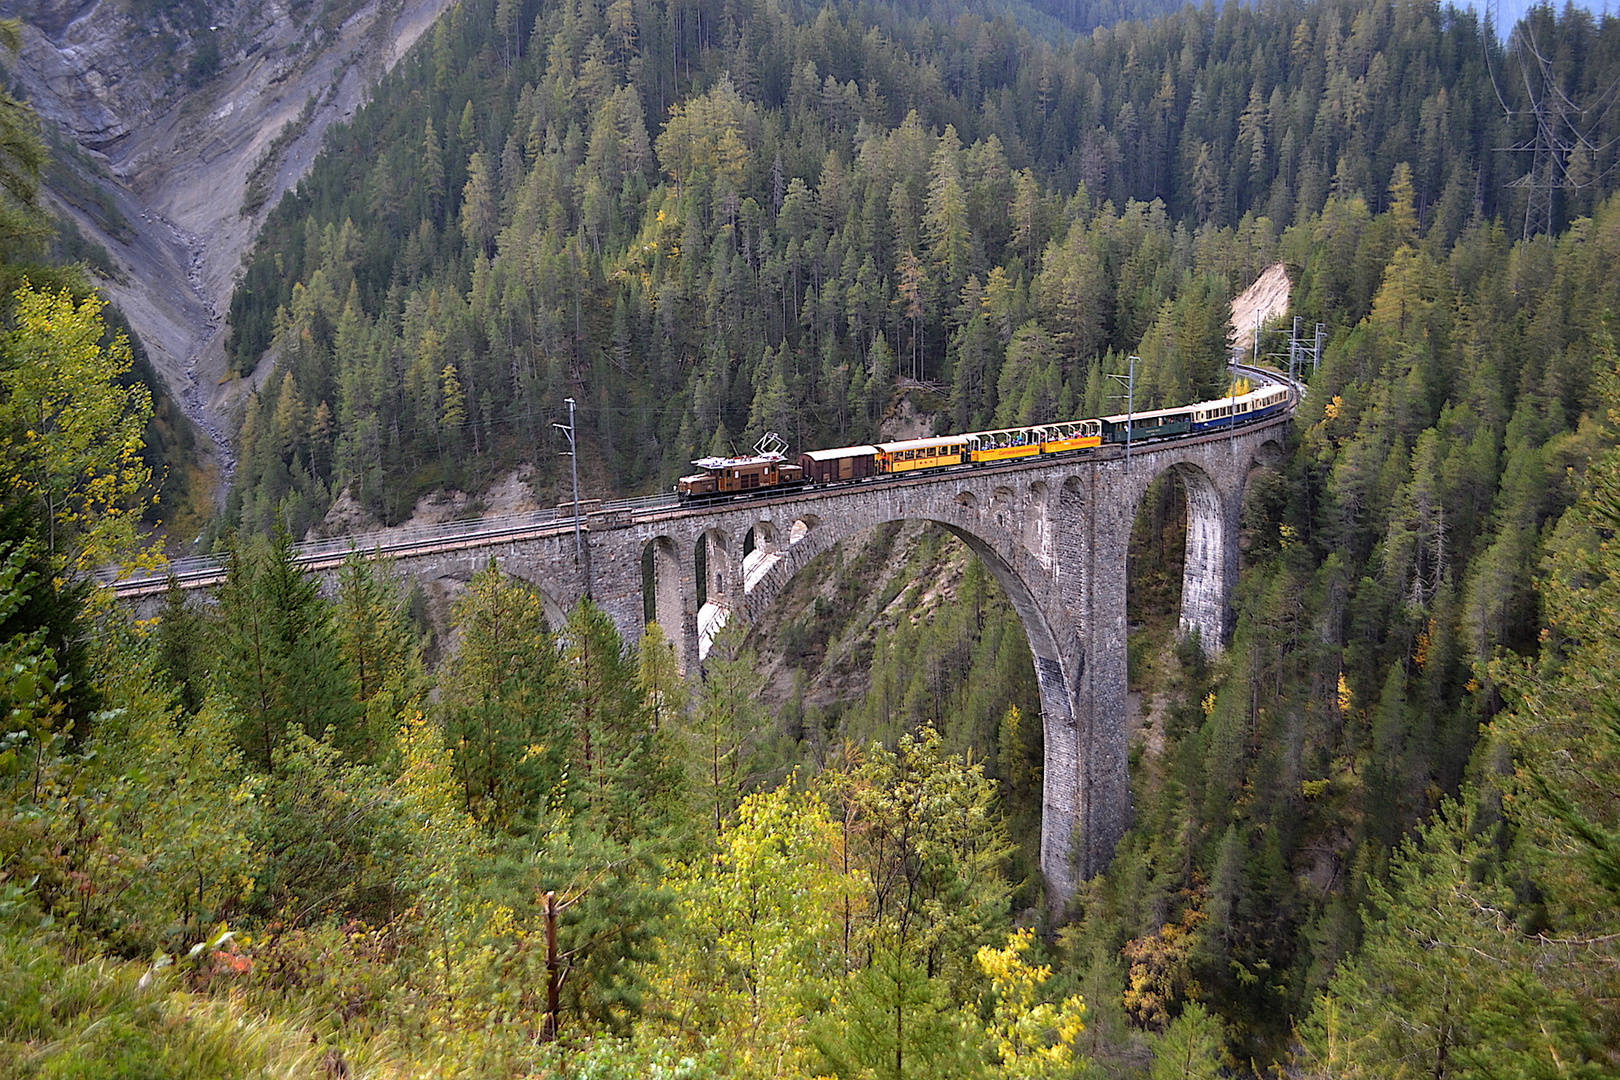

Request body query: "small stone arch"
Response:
[789, 514, 822, 544]
[990, 486, 1016, 530]
[1131, 460, 1232, 655]
[956, 490, 979, 511]
[697, 527, 734, 659]
[743, 520, 783, 594]
[641, 536, 685, 664]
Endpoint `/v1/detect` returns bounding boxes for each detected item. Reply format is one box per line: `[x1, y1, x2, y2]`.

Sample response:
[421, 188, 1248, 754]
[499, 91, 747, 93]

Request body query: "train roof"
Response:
[963, 426, 1038, 439]
[1099, 403, 1194, 425]
[875, 435, 972, 452]
[801, 445, 879, 461]
[1098, 385, 1288, 427]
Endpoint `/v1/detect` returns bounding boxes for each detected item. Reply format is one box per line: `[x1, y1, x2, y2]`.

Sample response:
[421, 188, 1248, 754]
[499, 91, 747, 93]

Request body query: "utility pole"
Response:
[1106, 355, 1138, 467]
[554, 399, 582, 561]
[553, 398, 588, 597]
[1492, 14, 1601, 240]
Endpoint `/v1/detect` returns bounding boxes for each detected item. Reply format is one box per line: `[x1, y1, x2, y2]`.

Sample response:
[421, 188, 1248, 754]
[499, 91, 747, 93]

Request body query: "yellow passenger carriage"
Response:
[875, 436, 971, 473]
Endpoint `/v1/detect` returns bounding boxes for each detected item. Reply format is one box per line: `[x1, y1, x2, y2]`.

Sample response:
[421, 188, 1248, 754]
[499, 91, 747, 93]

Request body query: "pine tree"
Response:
[212, 529, 360, 774]
[636, 620, 687, 734]
[811, 942, 986, 1080]
[687, 621, 766, 834]
[1298, 797, 1599, 1080]
[154, 577, 210, 715]
[1148, 1003, 1226, 1080]
[566, 599, 678, 836]
[333, 554, 425, 763]
[440, 561, 569, 826]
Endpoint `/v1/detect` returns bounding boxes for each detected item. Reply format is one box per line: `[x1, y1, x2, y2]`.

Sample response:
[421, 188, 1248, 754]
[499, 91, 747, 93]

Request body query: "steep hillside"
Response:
[214, 0, 1620, 536]
[0, 0, 455, 484]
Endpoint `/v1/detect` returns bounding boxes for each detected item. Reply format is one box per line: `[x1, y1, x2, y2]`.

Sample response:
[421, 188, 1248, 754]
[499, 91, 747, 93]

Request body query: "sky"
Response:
[1471, 0, 1606, 35]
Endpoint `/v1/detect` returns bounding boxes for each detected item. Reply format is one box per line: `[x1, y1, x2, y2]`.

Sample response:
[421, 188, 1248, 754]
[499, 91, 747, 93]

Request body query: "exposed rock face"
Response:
[1229, 261, 1293, 356]
[0, 0, 454, 479]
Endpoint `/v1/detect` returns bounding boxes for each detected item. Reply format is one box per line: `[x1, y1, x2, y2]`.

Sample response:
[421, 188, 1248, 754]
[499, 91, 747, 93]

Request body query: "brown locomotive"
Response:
[677, 433, 806, 498]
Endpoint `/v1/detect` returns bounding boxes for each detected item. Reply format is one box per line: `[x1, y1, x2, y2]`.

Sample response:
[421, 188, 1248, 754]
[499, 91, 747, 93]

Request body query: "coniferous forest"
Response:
[4, 0, 1620, 1075]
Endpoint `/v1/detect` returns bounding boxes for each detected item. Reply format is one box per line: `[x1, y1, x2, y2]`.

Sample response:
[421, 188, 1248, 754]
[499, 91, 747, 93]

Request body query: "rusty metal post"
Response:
[544, 890, 559, 1041]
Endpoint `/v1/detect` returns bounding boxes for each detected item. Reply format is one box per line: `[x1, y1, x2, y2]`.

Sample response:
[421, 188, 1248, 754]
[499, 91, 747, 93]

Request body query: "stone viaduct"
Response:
[118, 412, 1289, 904]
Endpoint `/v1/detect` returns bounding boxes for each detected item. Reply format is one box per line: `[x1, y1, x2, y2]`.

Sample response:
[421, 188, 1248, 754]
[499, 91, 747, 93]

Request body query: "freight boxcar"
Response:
[799, 445, 880, 483]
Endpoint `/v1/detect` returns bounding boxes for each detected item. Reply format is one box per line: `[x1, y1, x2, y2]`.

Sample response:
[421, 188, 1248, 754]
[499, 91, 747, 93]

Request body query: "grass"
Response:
[0, 916, 385, 1079]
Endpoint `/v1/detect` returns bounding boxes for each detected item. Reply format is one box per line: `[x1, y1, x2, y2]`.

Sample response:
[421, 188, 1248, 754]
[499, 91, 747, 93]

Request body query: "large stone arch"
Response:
[741, 508, 1048, 644]
[737, 500, 1102, 902]
[1124, 457, 1243, 655]
[742, 519, 784, 594]
[486, 563, 570, 630]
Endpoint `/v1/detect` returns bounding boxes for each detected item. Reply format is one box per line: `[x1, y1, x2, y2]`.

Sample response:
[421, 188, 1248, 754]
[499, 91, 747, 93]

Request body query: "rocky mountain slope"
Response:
[0, 0, 454, 482]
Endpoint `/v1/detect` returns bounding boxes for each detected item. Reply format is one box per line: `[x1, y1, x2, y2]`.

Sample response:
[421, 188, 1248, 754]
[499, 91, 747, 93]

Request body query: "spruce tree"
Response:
[212, 529, 360, 774]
